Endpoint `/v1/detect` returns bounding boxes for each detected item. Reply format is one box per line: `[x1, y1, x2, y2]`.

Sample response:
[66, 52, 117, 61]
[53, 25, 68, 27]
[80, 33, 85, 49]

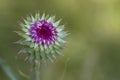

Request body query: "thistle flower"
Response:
[16, 13, 67, 63]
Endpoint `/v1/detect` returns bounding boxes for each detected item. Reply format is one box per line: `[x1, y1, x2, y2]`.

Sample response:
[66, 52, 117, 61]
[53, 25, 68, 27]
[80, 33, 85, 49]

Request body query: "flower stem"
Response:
[35, 62, 40, 80]
[32, 50, 41, 80]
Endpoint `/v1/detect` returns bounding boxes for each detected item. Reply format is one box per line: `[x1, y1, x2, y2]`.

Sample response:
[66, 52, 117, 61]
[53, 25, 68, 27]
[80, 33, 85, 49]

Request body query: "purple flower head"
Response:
[29, 20, 57, 46]
[16, 13, 68, 62]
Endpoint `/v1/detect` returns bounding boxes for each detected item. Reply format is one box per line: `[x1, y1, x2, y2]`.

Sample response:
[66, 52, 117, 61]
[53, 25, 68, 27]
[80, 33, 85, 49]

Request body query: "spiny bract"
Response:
[16, 13, 68, 63]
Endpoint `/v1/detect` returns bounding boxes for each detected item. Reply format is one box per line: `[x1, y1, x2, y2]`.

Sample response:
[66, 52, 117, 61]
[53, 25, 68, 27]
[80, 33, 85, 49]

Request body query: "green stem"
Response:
[35, 62, 40, 80]
[32, 50, 40, 80]
[35, 49, 40, 80]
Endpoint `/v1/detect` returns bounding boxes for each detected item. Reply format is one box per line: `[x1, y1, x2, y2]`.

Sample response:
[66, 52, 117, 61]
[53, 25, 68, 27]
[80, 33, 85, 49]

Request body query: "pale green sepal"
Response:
[40, 45, 44, 52]
[54, 19, 61, 27]
[30, 43, 34, 48]
[57, 25, 64, 32]
[41, 13, 45, 20]
[47, 55, 54, 63]
[30, 15, 36, 22]
[23, 19, 30, 27]
[57, 37, 66, 43]
[22, 28, 28, 32]
[45, 14, 49, 20]
[55, 41, 61, 46]
[35, 13, 40, 21]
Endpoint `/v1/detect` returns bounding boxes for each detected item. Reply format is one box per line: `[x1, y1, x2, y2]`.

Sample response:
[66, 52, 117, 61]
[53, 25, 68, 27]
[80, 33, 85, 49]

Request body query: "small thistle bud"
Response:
[16, 13, 68, 63]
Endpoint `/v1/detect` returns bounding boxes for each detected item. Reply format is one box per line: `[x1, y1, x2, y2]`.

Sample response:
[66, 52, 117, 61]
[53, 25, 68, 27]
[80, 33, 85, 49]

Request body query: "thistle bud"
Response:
[16, 13, 68, 63]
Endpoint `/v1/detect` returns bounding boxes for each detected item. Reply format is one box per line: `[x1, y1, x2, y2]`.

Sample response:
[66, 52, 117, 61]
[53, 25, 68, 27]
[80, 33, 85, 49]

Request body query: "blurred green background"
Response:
[1, 0, 120, 80]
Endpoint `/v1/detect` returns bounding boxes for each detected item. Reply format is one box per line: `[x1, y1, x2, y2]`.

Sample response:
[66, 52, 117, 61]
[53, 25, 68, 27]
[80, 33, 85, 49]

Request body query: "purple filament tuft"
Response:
[29, 20, 57, 46]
